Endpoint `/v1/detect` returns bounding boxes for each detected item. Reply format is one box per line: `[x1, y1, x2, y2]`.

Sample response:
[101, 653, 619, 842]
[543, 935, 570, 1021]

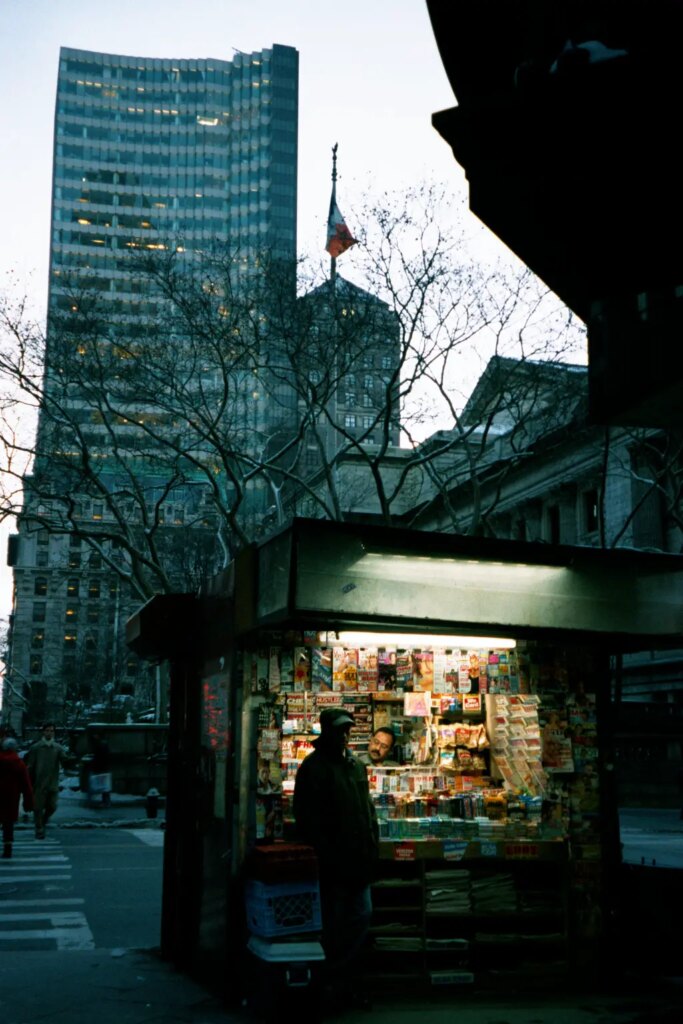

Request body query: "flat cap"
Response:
[319, 708, 355, 731]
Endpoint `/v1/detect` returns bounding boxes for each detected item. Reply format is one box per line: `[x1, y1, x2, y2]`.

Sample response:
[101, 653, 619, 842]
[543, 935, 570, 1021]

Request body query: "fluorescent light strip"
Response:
[323, 631, 516, 649]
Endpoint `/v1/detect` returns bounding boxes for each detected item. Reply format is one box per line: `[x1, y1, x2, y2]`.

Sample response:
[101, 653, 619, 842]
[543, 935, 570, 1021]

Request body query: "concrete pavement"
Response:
[619, 807, 683, 869]
[1, 945, 683, 1024]
[4, 798, 682, 1023]
[619, 808, 683, 830]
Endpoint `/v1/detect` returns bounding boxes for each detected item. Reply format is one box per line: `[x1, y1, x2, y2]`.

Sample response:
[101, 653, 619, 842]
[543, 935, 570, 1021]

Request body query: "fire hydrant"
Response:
[145, 787, 160, 819]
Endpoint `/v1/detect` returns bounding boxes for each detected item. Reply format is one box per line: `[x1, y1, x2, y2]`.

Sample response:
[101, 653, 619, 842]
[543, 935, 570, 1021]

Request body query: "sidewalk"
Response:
[619, 806, 683, 833]
[6, 799, 682, 1023]
[56, 783, 164, 828]
[15, 780, 166, 831]
[0, 947, 230, 1024]
[1, 946, 683, 1024]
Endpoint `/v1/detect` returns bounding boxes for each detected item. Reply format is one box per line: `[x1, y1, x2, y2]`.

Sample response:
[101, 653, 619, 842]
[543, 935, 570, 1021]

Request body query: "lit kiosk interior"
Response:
[231, 519, 683, 994]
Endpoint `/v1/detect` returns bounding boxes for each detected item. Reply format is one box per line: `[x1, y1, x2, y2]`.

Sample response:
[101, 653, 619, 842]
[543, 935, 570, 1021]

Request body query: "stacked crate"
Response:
[243, 844, 324, 1018]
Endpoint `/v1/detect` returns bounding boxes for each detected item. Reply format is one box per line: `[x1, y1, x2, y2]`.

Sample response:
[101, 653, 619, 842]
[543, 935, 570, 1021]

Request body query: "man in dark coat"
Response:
[0, 737, 34, 858]
[26, 722, 70, 838]
[293, 708, 378, 1001]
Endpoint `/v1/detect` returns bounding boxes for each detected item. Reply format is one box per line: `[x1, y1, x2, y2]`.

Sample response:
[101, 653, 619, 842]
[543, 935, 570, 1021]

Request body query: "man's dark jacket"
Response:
[293, 736, 378, 887]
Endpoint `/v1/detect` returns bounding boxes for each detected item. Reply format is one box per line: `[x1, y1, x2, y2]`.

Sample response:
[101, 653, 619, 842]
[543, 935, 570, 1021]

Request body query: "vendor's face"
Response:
[43, 725, 55, 740]
[367, 732, 393, 764]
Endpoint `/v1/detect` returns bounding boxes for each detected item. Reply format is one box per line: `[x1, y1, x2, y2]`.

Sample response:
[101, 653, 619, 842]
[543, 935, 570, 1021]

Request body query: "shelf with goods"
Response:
[367, 849, 569, 989]
[365, 677, 570, 988]
[368, 865, 426, 980]
[367, 859, 472, 986]
[247, 634, 606, 983]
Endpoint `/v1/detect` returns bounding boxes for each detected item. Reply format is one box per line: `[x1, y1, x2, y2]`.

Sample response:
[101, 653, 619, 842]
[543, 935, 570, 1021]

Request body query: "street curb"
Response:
[15, 819, 165, 831]
[621, 828, 683, 835]
[57, 819, 165, 829]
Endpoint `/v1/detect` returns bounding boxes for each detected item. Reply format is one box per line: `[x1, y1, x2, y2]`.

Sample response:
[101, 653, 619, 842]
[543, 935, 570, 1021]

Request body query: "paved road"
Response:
[0, 828, 163, 952]
[619, 807, 683, 870]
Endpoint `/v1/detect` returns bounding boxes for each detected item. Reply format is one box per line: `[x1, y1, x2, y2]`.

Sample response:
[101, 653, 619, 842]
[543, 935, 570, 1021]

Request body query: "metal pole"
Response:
[330, 142, 338, 284]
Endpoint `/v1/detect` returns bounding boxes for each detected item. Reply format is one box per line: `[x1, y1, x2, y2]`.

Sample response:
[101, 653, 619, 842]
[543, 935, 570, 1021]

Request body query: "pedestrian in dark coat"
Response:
[293, 708, 378, 1004]
[26, 722, 70, 838]
[0, 737, 34, 858]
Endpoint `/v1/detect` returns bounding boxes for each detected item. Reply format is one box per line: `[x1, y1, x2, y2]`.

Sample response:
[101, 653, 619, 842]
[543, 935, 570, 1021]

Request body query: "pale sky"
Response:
[0, 1, 560, 628]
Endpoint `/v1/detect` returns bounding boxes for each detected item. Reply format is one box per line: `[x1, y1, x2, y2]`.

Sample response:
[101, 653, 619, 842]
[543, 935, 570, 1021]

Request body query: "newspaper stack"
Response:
[471, 872, 518, 913]
[425, 868, 472, 915]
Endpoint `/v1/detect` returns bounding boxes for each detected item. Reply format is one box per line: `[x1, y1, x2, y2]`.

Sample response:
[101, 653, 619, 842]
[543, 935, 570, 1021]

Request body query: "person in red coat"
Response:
[0, 737, 34, 859]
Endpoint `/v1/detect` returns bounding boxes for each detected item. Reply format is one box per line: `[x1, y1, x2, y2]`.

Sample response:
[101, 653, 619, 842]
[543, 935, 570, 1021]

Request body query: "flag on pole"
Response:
[326, 191, 357, 258]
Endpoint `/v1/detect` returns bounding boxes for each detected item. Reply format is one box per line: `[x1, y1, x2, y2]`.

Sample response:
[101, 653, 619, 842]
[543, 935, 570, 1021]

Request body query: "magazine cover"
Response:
[412, 650, 434, 691]
[268, 648, 281, 692]
[396, 649, 413, 691]
[458, 659, 472, 694]
[293, 647, 311, 691]
[444, 656, 459, 694]
[432, 648, 447, 693]
[378, 649, 397, 690]
[311, 647, 333, 691]
[541, 705, 575, 772]
[279, 649, 294, 692]
[404, 690, 432, 717]
[358, 647, 379, 691]
[333, 647, 358, 691]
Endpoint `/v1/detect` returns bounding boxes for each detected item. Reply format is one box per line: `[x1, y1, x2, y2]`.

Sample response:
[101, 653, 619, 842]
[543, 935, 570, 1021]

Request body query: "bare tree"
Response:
[598, 426, 683, 551]
[0, 184, 587, 588]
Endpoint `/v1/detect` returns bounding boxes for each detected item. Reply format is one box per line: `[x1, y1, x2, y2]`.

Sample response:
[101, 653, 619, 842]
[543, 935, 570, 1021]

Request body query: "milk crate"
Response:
[245, 878, 322, 938]
[245, 843, 318, 884]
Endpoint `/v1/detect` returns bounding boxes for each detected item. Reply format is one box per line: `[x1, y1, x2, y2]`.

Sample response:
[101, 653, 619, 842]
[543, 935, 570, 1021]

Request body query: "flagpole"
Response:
[330, 143, 338, 285]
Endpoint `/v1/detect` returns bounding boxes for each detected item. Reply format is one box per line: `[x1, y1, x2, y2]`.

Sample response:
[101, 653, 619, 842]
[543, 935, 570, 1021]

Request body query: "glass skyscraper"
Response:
[51, 44, 298, 281]
[4, 44, 299, 729]
[46, 44, 299, 481]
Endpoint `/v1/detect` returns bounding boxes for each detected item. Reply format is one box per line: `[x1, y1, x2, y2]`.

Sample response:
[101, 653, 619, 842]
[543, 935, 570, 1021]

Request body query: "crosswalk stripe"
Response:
[0, 875, 72, 883]
[1, 857, 69, 863]
[0, 912, 86, 922]
[0, 863, 70, 870]
[10, 843, 60, 848]
[11, 841, 60, 846]
[0, 899, 84, 907]
[0, 837, 94, 950]
[0, 835, 71, 887]
[0, 923, 94, 950]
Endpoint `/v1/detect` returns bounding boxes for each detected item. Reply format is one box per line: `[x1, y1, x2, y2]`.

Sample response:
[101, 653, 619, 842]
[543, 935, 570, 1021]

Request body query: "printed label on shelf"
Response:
[443, 840, 469, 861]
[480, 842, 498, 857]
[504, 842, 539, 859]
[394, 842, 417, 861]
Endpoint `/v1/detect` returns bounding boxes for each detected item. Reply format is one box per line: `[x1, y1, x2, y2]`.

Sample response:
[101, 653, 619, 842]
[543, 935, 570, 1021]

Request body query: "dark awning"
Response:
[238, 519, 683, 649]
